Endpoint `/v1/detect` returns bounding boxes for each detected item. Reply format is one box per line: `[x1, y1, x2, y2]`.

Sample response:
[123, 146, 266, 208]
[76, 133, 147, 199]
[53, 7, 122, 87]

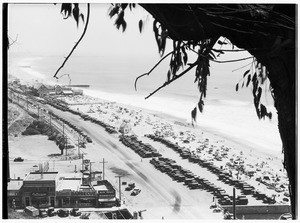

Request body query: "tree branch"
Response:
[53, 3, 90, 79]
[8, 34, 18, 47]
[134, 42, 190, 90]
[145, 60, 198, 99]
[134, 51, 173, 91]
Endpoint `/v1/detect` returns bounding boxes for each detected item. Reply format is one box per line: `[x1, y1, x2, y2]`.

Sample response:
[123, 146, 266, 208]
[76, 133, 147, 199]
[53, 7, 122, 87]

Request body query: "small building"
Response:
[73, 89, 83, 95]
[7, 180, 23, 208]
[37, 84, 55, 97]
[93, 180, 117, 208]
[21, 172, 58, 208]
[56, 176, 97, 208]
[119, 122, 132, 134]
[60, 90, 74, 96]
[55, 85, 72, 95]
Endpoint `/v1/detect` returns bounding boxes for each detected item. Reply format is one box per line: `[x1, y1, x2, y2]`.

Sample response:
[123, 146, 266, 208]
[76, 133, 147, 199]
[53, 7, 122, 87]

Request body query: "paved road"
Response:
[43, 104, 223, 219]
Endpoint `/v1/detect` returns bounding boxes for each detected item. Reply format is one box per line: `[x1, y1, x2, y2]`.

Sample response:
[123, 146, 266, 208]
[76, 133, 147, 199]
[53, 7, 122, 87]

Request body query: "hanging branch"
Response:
[145, 61, 198, 99]
[134, 42, 190, 90]
[53, 3, 90, 79]
[134, 51, 173, 91]
[8, 34, 18, 48]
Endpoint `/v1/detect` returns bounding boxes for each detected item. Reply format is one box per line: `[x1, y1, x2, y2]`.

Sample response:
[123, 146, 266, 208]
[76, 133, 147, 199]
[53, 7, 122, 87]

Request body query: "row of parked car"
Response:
[146, 134, 279, 205]
[150, 156, 249, 205]
[119, 135, 162, 158]
[46, 100, 69, 112]
[49, 111, 92, 144]
[28, 207, 81, 218]
[79, 113, 118, 135]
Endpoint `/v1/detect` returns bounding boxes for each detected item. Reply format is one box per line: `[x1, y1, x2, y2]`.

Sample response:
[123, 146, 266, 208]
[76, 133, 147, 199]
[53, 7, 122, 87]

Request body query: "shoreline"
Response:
[64, 91, 283, 161]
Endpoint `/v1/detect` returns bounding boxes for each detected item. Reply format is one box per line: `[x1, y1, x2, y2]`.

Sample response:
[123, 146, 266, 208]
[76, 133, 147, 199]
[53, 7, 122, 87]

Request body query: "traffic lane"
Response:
[42, 105, 215, 218]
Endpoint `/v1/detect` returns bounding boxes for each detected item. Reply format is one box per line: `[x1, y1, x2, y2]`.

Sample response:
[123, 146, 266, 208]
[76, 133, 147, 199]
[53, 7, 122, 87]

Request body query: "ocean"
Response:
[8, 54, 282, 157]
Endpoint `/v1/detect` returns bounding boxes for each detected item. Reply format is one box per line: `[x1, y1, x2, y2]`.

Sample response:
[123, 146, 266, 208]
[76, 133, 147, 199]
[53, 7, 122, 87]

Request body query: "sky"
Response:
[8, 3, 161, 58]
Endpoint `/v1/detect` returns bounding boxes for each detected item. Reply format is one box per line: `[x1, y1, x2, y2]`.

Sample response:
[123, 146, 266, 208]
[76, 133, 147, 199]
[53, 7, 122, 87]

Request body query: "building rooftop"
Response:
[8, 180, 23, 191]
[24, 172, 58, 181]
[93, 184, 109, 191]
[62, 90, 73, 94]
[56, 178, 81, 192]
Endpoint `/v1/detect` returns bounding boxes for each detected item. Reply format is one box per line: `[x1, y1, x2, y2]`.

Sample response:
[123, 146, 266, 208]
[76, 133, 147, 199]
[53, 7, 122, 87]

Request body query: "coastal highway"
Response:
[43, 104, 222, 219]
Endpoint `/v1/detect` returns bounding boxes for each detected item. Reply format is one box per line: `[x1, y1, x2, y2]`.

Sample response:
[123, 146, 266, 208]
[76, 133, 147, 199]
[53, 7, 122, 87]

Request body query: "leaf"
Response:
[246, 75, 251, 87]
[243, 69, 250, 78]
[198, 100, 204, 113]
[260, 104, 267, 119]
[121, 20, 127, 32]
[235, 83, 239, 91]
[209, 51, 217, 60]
[182, 47, 188, 65]
[257, 87, 262, 102]
[167, 70, 171, 82]
[61, 3, 72, 19]
[138, 19, 143, 33]
[121, 3, 128, 10]
[252, 72, 257, 82]
[160, 36, 166, 56]
[109, 5, 119, 18]
[72, 4, 80, 26]
[80, 13, 84, 23]
[191, 107, 197, 122]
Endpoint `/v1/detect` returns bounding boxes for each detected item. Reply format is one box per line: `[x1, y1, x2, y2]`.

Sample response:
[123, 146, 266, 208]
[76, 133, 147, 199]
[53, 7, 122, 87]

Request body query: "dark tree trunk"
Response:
[141, 3, 296, 218]
[259, 55, 296, 219]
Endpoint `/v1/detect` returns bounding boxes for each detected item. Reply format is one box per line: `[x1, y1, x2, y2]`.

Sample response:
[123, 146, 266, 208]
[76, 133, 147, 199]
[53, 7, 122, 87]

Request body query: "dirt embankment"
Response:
[8, 103, 34, 138]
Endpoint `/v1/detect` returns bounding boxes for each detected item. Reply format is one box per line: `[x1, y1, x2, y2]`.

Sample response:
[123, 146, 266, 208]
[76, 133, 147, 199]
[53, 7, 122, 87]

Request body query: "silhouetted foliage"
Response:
[54, 3, 296, 218]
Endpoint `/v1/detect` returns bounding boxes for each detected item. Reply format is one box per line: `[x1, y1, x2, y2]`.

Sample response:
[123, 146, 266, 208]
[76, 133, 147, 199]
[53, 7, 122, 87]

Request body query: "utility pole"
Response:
[77, 134, 81, 158]
[115, 175, 123, 202]
[99, 158, 108, 180]
[233, 187, 236, 220]
[65, 136, 69, 157]
[62, 122, 65, 138]
[89, 162, 95, 183]
[49, 113, 52, 134]
[37, 105, 40, 119]
[26, 96, 28, 111]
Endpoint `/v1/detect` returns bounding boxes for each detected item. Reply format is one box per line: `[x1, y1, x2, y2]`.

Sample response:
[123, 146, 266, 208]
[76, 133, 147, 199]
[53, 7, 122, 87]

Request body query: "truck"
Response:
[125, 183, 135, 191]
[24, 206, 39, 217]
[39, 209, 47, 218]
[131, 188, 141, 196]
[47, 207, 57, 217]
[70, 208, 81, 217]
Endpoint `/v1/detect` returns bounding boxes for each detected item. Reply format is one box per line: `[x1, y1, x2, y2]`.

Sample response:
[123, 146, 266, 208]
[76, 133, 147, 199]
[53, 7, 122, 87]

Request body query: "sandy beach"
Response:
[8, 90, 289, 219]
[59, 94, 289, 200]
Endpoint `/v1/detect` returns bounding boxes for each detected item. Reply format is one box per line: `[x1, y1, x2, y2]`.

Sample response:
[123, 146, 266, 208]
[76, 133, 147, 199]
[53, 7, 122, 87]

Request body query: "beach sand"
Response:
[60, 94, 288, 200]
[8, 91, 289, 219]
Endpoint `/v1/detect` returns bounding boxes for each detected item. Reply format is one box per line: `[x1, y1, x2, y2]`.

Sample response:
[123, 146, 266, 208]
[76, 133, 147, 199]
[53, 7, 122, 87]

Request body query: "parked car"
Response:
[39, 209, 47, 218]
[131, 188, 141, 196]
[279, 213, 292, 220]
[57, 209, 69, 217]
[213, 207, 222, 213]
[70, 208, 81, 217]
[47, 207, 57, 217]
[14, 157, 24, 162]
[125, 183, 135, 191]
[86, 136, 93, 143]
[210, 204, 218, 209]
